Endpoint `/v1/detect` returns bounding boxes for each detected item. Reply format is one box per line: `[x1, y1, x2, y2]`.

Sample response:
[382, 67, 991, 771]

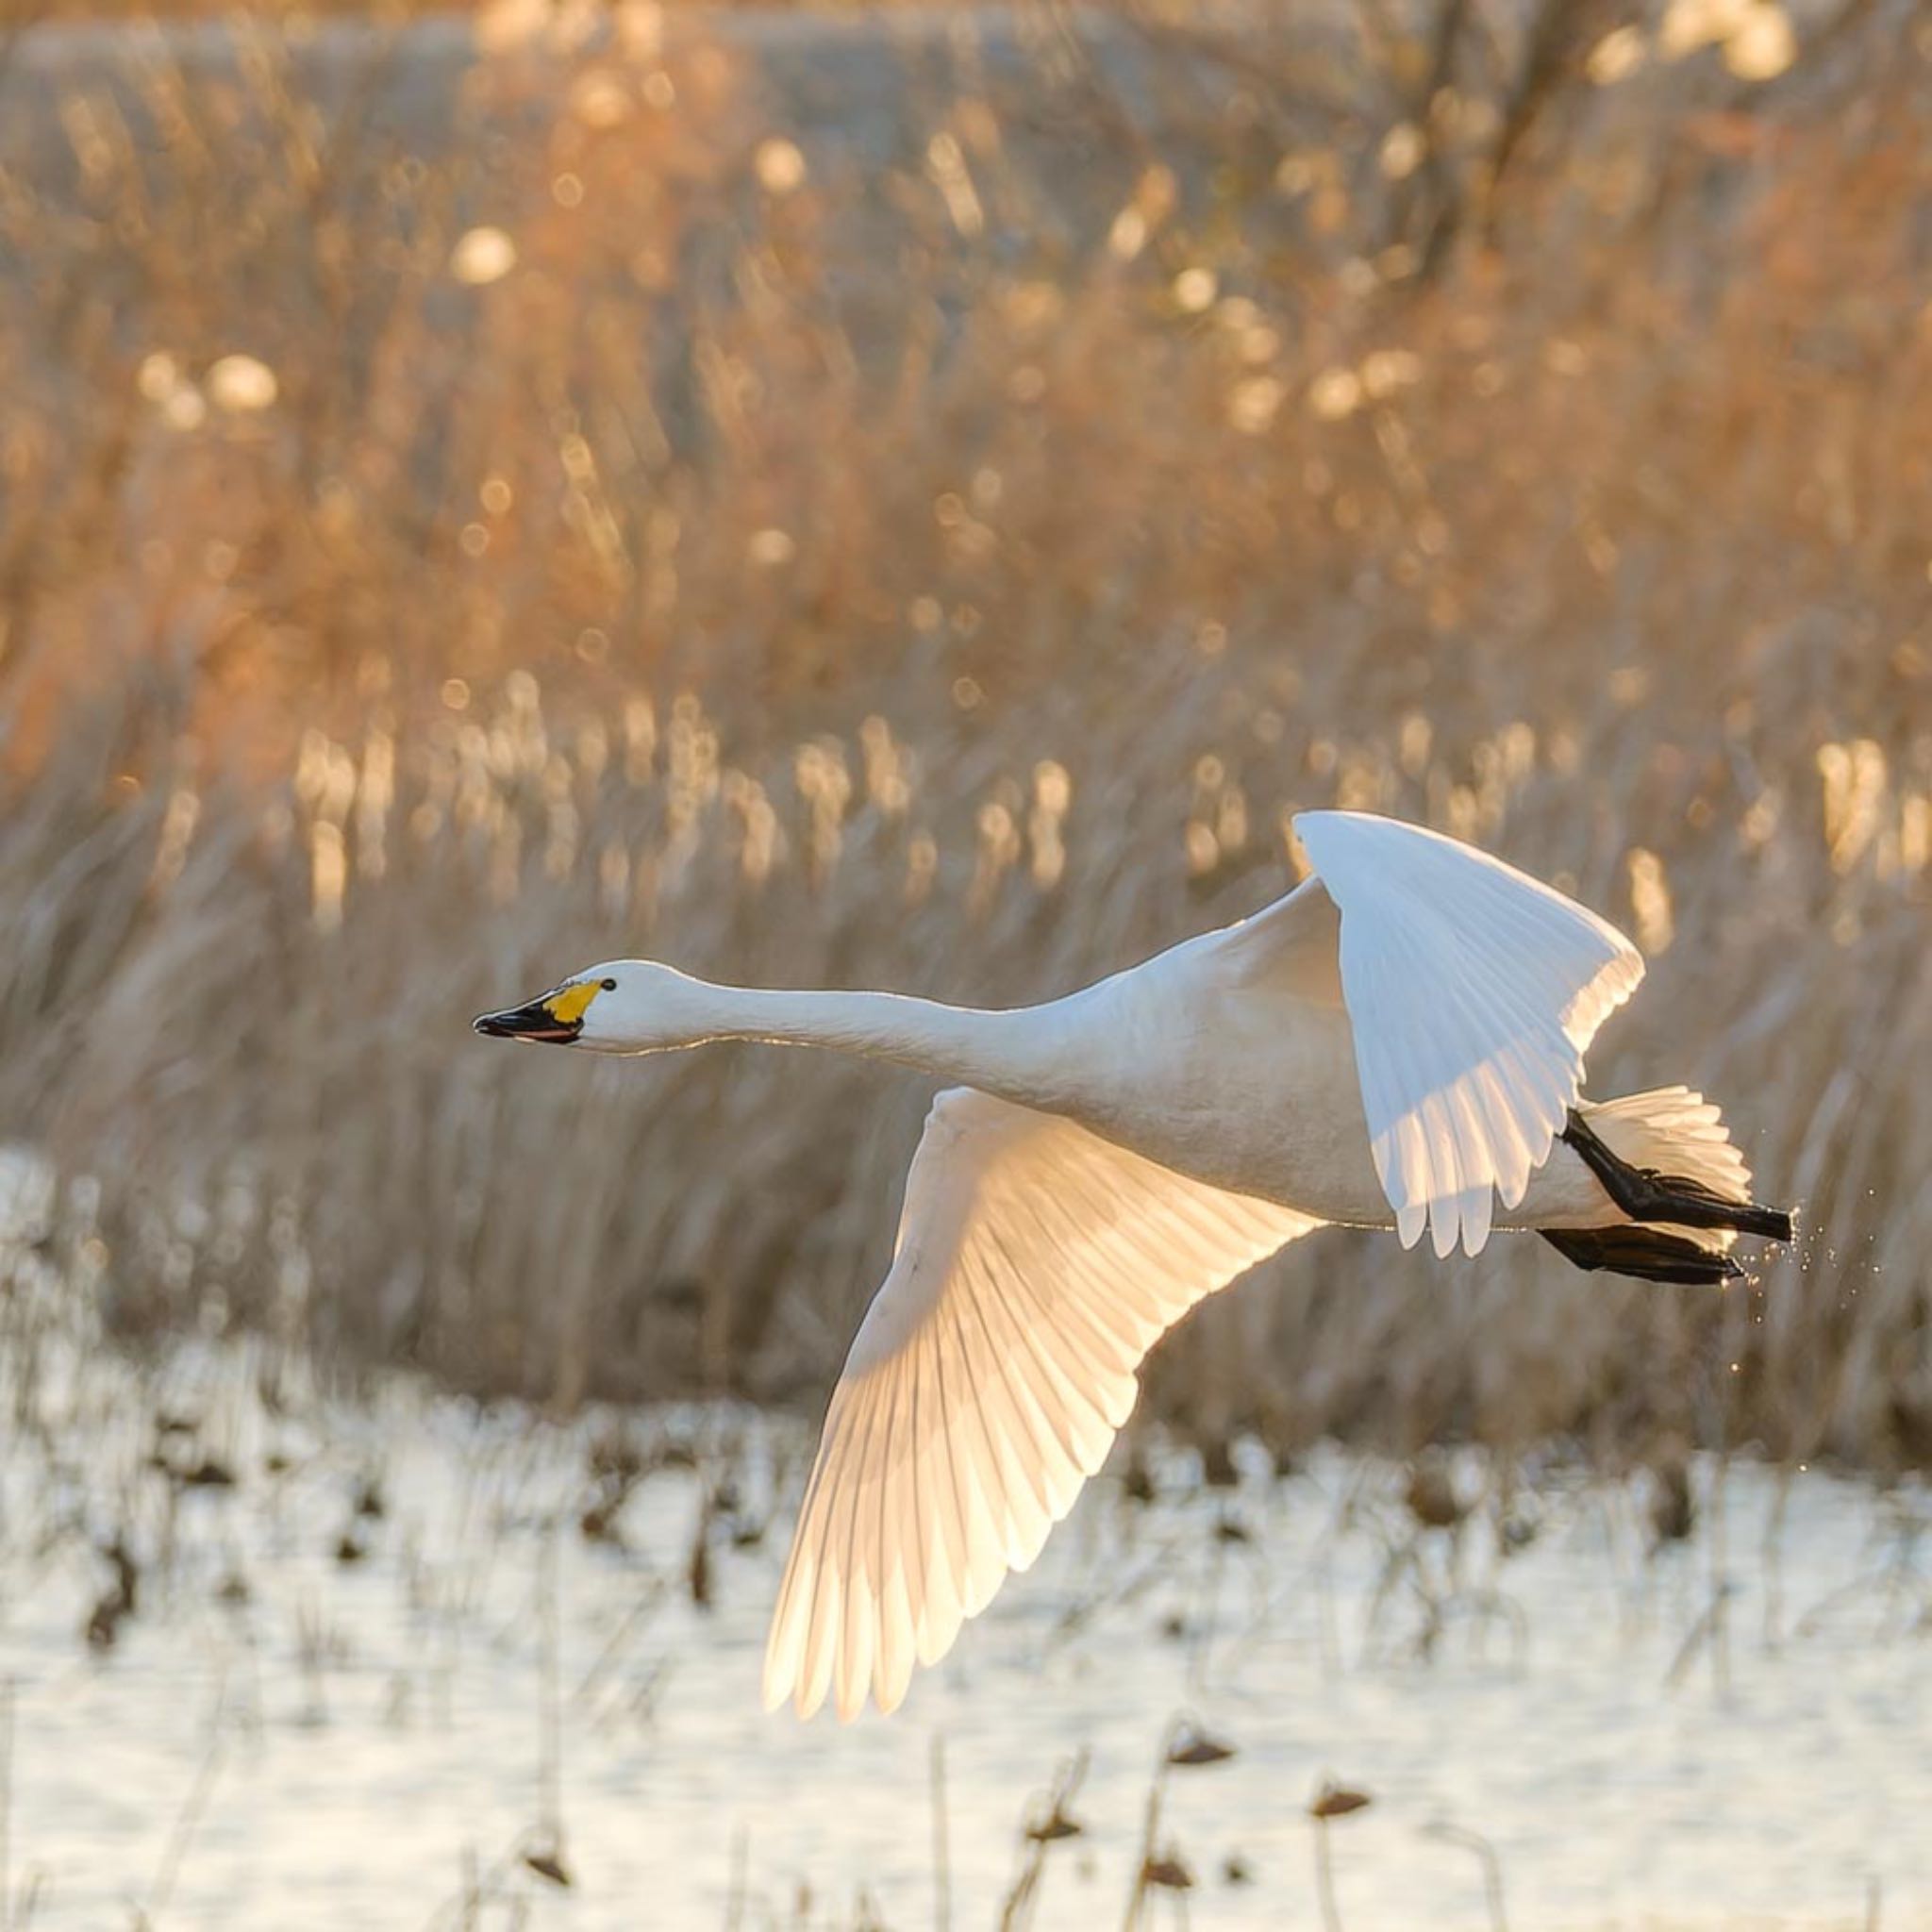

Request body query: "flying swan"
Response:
[476, 808, 1792, 1720]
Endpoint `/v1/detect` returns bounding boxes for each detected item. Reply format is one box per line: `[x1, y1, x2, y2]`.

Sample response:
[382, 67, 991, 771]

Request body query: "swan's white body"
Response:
[476, 809, 1774, 1722]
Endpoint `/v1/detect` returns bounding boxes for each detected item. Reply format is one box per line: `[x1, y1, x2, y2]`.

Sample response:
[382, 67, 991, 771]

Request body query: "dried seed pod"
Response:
[523, 1844, 573, 1888]
[1168, 1724, 1237, 1768]
[1309, 1783, 1373, 1821]
[1141, 1852, 1194, 1890]
[1404, 1457, 1465, 1529]
[1024, 1805, 1084, 1843]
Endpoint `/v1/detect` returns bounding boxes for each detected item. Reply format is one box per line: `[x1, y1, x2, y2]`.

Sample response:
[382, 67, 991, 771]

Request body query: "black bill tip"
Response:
[474, 1002, 580, 1043]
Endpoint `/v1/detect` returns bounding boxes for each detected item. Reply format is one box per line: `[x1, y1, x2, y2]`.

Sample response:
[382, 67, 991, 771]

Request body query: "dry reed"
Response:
[0, 2, 1926, 1470]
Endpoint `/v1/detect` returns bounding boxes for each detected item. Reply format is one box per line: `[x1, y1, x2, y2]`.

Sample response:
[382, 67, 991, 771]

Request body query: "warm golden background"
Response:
[2, 0, 1927, 1470]
[3, 8, 1931, 1928]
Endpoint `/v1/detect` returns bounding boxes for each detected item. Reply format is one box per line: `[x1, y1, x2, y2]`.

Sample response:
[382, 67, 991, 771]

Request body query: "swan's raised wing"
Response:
[1293, 810, 1643, 1259]
[764, 1090, 1316, 1721]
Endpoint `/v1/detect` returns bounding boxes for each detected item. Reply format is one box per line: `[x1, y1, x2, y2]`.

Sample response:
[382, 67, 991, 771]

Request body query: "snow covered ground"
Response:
[0, 1153, 1926, 1930]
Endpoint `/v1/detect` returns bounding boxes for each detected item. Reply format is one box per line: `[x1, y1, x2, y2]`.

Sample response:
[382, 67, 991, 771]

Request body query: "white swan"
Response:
[476, 808, 1791, 1720]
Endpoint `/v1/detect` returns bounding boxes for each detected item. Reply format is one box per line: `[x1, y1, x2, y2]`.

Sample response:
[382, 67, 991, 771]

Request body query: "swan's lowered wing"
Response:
[1293, 810, 1643, 1259]
[763, 1090, 1317, 1720]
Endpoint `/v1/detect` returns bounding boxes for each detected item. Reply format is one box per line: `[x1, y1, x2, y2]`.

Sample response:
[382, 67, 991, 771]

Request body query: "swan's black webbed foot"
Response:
[1560, 1110, 1794, 1244]
[1540, 1224, 1746, 1286]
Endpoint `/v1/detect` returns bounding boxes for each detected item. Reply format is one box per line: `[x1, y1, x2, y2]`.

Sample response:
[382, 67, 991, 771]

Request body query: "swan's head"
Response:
[473, 960, 703, 1055]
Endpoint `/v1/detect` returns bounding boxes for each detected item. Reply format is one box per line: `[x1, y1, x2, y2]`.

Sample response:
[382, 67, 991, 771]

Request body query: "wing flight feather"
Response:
[1294, 810, 1643, 1259]
[763, 1090, 1317, 1720]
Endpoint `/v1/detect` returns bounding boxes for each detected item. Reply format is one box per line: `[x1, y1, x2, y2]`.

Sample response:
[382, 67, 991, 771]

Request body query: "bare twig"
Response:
[1424, 1821, 1509, 1932]
[931, 1733, 951, 1932]
[143, 1723, 225, 1926]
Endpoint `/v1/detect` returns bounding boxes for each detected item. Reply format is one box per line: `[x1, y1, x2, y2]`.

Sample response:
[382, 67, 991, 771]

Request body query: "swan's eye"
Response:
[601, 977, 617, 991]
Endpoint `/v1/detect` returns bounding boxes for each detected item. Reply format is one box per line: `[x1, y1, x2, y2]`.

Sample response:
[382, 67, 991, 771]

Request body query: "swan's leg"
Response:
[1558, 1111, 1795, 1243]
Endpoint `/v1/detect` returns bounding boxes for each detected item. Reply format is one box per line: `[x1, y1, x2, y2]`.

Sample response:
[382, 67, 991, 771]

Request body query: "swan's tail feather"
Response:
[1552, 1088, 1794, 1278]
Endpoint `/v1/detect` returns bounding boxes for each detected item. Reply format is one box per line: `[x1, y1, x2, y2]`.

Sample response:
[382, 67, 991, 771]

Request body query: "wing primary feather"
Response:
[819, 1376, 879, 1720]
[960, 1264, 1093, 1490]
[868, 1341, 917, 1716]
[978, 1221, 1133, 1445]
[935, 1283, 1014, 1595]
[797, 1391, 861, 1720]
[941, 1280, 1033, 1604]
[920, 1303, 978, 1662]
[764, 1377, 850, 1712]
[951, 1257, 1059, 1537]
[901, 1310, 954, 1670]
[984, 1204, 1136, 1374]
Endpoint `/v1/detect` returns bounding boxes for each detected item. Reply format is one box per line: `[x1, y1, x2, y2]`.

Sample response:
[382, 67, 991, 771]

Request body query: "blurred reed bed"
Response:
[0, 1, 1927, 1463]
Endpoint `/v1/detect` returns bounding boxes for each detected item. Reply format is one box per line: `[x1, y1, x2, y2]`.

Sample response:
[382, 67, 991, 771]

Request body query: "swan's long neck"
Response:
[658, 976, 1082, 1110]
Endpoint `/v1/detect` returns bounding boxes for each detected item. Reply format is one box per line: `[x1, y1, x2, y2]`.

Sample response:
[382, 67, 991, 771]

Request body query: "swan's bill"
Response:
[473, 977, 608, 1042]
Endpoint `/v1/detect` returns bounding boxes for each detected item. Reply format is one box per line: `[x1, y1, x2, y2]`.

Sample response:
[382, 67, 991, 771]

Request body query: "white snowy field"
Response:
[0, 1148, 1923, 1932]
[0, 1300, 1926, 1932]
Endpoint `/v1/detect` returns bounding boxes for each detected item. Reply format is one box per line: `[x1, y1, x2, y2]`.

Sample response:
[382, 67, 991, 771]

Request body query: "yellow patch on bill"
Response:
[543, 980, 603, 1025]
